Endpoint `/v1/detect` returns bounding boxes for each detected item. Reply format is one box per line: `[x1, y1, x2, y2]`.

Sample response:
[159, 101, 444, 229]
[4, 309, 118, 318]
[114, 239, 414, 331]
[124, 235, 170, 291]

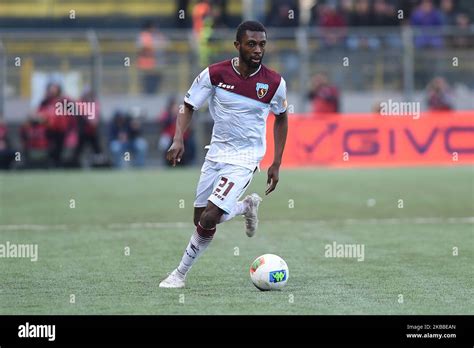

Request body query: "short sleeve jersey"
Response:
[184, 57, 287, 170]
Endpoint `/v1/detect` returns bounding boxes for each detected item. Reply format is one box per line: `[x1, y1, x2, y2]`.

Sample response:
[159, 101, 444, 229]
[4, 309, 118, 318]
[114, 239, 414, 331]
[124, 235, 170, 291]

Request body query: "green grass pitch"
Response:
[0, 166, 473, 314]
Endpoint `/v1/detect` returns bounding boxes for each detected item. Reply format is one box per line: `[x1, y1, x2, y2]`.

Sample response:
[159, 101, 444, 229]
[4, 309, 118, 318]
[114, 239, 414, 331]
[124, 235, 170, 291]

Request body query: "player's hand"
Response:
[266, 163, 280, 195]
[166, 139, 185, 167]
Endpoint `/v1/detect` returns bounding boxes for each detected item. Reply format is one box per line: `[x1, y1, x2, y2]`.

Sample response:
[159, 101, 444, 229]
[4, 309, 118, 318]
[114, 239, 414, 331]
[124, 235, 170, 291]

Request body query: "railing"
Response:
[0, 0, 242, 17]
[0, 25, 473, 119]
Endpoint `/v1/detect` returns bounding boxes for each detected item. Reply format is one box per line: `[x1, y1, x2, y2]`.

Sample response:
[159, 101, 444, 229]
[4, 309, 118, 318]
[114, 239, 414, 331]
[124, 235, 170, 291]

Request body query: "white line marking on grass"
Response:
[107, 222, 191, 229]
[0, 224, 69, 231]
[0, 217, 472, 231]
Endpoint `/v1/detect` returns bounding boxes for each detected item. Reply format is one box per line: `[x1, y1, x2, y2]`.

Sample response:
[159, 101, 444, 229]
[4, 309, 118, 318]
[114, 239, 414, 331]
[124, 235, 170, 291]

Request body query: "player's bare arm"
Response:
[166, 102, 194, 166]
[266, 110, 288, 195]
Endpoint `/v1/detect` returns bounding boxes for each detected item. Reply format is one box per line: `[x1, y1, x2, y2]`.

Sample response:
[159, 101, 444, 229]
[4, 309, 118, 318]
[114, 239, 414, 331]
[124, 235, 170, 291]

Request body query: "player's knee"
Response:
[199, 207, 222, 229]
[193, 208, 204, 227]
[193, 211, 198, 226]
[193, 214, 202, 227]
[199, 211, 217, 229]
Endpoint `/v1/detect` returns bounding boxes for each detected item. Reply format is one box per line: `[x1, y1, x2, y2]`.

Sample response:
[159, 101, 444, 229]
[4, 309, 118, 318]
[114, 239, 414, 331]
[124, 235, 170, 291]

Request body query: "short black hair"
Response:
[235, 20, 267, 43]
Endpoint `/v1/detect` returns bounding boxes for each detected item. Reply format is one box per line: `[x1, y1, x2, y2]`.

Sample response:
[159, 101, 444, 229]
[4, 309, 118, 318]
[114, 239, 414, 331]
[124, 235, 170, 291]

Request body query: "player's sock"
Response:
[218, 201, 247, 224]
[177, 222, 216, 277]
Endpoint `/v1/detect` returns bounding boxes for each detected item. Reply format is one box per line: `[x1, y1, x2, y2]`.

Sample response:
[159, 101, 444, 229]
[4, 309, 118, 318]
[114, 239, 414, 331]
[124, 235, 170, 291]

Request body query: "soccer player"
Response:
[160, 21, 288, 288]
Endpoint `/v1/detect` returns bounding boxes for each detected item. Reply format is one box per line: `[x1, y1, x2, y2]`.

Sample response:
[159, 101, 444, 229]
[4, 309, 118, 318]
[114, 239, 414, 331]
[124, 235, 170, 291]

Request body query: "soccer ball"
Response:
[250, 254, 289, 291]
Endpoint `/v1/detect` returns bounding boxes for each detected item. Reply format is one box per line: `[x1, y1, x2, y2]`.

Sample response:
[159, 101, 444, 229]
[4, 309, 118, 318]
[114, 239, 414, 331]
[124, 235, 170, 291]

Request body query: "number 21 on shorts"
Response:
[213, 177, 234, 200]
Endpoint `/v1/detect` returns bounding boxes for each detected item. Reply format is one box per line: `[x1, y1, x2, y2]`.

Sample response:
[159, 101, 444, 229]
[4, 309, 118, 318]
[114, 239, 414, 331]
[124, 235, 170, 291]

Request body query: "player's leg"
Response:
[159, 162, 255, 288]
[160, 201, 223, 288]
[242, 193, 262, 237]
[208, 164, 262, 238]
[216, 201, 246, 224]
[215, 167, 262, 236]
[198, 201, 224, 228]
[192, 163, 259, 227]
[193, 207, 205, 226]
[216, 173, 253, 224]
[159, 160, 217, 288]
[174, 202, 223, 277]
[216, 173, 259, 225]
[192, 159, 217, 220]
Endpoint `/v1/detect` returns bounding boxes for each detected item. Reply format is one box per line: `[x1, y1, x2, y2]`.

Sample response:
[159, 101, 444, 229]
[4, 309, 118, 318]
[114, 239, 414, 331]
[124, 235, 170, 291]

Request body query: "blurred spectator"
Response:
[20, 114, 50, 168]
[109, 110, 148, 168]
[309, 1, 324, 26]
[372, 0, 398, 26]
[0, 120, 16, 170]
[71, 89, 105, 167]
[266, 0, 300, 27]
[350, 0, 371, 26]
[319, 3, 347, 47]
[193, 0, 213, 67]
[450, 13, 473, 48]
[347, 0, 381, 50]
[398, 0, 421, 23]
[308, 73, 340, 114]
[340, 0, 355, 20]
[376, 1, 403, 48]
[440, 0, 456, 25]
[37, 82, 75, 167]
[410, 0, 444, 48]
[210, 0, 229, 29]
[128, 110, 148, 167]
[137, 20, 167, 94]
[109, 111, 128, 168]
[192, 0, 211, 35]
[158, 97, 196, 166]
[426, 77, 454, 111]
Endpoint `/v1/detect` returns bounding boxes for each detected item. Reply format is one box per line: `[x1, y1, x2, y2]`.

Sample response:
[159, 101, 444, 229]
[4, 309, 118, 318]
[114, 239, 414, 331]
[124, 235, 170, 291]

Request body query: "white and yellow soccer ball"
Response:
[250, 254, 289, 291]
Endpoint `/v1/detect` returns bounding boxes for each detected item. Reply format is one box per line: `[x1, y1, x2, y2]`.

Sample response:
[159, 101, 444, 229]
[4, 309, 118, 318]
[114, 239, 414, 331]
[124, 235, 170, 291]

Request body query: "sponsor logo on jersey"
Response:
[256, 82, 269, 99]
[269, 269, 287, 283]
[217, 82, 235, 90]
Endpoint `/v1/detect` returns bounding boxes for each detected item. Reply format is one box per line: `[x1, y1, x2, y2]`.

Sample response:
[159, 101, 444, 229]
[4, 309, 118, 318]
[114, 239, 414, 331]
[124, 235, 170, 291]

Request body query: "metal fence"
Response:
[0, 25, 473, 119]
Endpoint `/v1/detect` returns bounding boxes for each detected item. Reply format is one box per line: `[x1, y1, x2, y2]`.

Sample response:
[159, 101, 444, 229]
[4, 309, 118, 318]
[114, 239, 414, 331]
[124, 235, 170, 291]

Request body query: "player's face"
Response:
[236, 31, 266, 69]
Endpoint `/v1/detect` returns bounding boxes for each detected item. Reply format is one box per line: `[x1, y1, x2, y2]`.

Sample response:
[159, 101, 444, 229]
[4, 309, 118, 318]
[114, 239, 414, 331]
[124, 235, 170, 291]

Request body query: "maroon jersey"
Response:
[184, 57, 287, 170]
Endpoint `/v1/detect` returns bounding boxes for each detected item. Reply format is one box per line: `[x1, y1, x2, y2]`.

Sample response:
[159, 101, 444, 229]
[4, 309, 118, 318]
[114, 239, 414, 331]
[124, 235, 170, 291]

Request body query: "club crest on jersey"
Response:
[256, 82, 269, 99]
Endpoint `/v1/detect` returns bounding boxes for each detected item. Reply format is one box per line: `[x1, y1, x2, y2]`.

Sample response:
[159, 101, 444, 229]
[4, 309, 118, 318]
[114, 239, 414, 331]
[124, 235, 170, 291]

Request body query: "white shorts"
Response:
[194, 159, 257, 214]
